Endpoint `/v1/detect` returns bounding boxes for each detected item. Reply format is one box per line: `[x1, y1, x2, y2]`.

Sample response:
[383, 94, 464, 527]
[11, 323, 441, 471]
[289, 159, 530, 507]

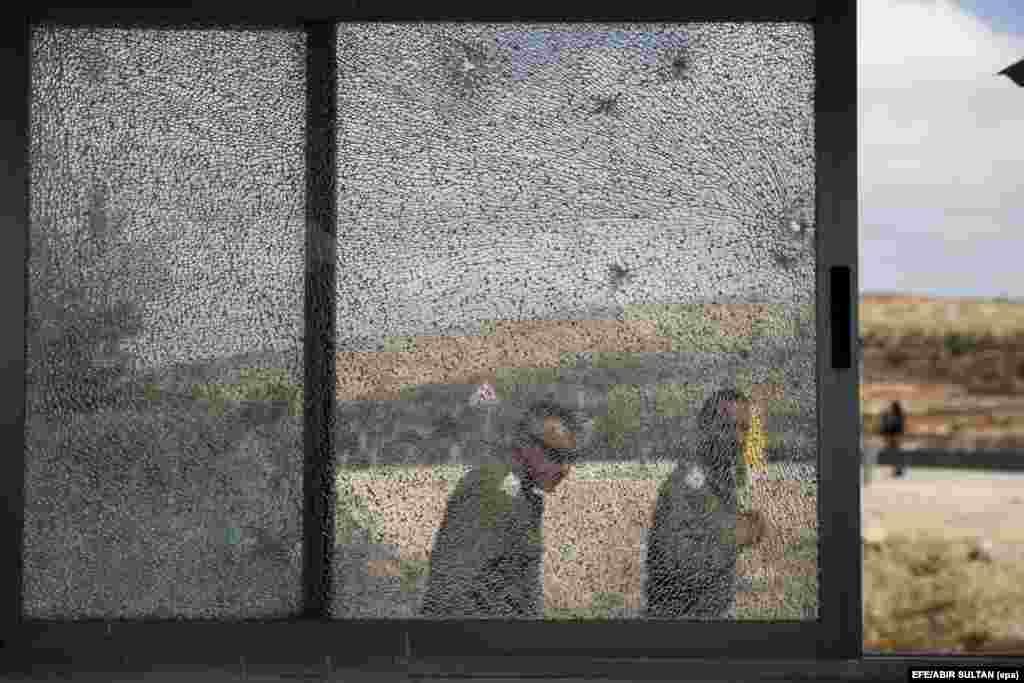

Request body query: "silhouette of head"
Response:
[696, 388, 754, 486]
[698, 388, 753, 444]
[512, 400, 589, 493]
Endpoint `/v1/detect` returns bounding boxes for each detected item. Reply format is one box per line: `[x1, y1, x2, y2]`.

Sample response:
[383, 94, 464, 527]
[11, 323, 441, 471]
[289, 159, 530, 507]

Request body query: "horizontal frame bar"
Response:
[874, 448, 1024, 472]
[27, 2, 821, 29]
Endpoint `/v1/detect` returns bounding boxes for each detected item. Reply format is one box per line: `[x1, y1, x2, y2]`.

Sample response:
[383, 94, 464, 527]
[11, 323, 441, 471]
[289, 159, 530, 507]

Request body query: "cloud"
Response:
[859, 0, 1021, 76]
[858, 0, 1024, 295]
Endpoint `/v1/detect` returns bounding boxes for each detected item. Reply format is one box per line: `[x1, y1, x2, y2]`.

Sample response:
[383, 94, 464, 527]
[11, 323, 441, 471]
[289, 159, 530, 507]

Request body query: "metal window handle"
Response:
[830, 266, 853, 370]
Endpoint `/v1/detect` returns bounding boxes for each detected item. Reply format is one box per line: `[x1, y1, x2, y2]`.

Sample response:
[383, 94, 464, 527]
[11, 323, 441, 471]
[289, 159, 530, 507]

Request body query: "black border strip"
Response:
[815, 2, 862, 660]
[25, 3, 821, 28]
[0, 8, 31, 658]
[831, 266, 853, 370]
[303, 19, 339, 621]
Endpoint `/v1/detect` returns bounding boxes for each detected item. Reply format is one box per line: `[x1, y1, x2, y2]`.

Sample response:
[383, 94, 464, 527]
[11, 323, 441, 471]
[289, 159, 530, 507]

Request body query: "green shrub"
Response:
[796, 303, 816, 340]
[568, 461, 673, 481]
[596, 385, 642, 450]
[751, 310, 797, 342]
[558, 542, 578, 562]
[770, 398, 802, 417]
[397, 384, 419, 401]
[399, 558, 430, 594]
[189, 367, 304, 418]
[654, 382, 702, 418]
[785, 574, 819, 618]
[623, 304, 750, 353]
[494, 366, 562, 400]
[765, 367, 787, 386]
[736, 574, 817, 621]
[790, 531, 819, 563]
[557, 352, 580, 369]
[383, 335, 417, 353]
[944, 332, 981, 357]
[734, 368, 755, 396]
[591, 352, 644, 370]
[141, 382, 163, 403]
[590, 591, 627, 615]
[746, 575, 772, 593]
[335, 472, 387, 546]
[547, 591, 628, 620]
[479, 320, 498, 337]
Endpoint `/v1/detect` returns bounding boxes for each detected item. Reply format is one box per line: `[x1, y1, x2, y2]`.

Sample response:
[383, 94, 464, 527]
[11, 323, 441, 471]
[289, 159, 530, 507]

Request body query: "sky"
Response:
[858, 0, 1024, 298]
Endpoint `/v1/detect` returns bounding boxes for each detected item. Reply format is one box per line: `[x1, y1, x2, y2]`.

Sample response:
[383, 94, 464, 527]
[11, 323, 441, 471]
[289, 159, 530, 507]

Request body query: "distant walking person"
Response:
[880, 400, 906, 478]
[645, 388, 769, 620]
[420, 395, 593, 619]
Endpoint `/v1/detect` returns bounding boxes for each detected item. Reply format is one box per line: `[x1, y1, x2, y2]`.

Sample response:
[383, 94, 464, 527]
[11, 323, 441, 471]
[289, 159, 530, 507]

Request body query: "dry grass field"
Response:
[863, 529, 1024, 655]
[861, 294, 1024, 446]
[861, 294, 1024, 343]
[332, 305, 796, 402]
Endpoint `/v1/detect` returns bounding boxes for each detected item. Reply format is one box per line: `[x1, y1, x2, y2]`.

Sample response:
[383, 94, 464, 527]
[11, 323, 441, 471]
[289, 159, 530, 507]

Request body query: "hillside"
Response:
[860, 293, 1024, 451]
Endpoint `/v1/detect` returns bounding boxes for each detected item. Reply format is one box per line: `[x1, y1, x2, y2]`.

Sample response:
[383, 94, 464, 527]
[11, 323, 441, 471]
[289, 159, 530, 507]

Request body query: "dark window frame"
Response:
[1, 2, 860, 676]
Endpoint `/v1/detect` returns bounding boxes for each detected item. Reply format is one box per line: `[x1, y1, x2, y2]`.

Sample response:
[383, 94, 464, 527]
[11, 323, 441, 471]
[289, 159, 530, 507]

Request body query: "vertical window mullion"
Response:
[302, 20, 338, 620]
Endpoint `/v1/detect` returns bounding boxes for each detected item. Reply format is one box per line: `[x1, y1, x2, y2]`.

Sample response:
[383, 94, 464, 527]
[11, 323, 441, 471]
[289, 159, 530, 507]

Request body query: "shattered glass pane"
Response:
[24, 26, 307, 619]
[331, 23, 818, 622]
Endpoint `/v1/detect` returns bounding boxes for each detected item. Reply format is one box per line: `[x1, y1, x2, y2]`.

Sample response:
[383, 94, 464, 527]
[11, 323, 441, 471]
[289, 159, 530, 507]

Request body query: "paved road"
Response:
[862, 465, 1024, 555]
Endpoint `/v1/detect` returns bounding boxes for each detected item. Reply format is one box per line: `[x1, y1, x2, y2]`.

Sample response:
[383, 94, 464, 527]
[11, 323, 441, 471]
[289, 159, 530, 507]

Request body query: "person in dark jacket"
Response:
[420, 397, 593, 619]
[645, 388, 769, 620]
[880, 400, 906, 477]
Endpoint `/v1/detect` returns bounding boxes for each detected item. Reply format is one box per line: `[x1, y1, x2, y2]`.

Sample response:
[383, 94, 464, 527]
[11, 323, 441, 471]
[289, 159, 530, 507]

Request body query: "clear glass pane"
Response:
[332, 23, 817, 621]
[24, 27, 307, 619]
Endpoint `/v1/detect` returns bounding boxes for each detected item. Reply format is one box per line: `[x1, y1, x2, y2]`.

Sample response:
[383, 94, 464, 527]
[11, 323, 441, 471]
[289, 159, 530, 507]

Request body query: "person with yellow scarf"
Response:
[645, 388, 769, 619]
[739, 398, 769, 510]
